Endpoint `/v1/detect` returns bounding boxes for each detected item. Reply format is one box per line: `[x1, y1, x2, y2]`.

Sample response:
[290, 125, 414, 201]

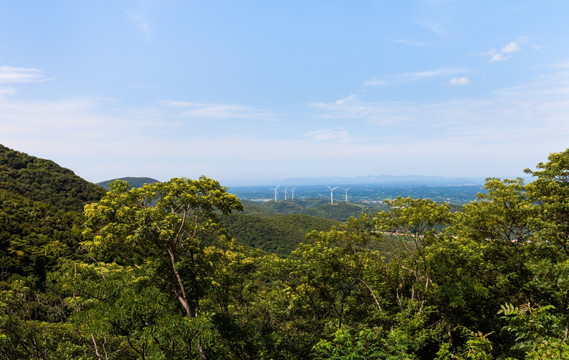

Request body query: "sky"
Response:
[1, 0, 569, 184]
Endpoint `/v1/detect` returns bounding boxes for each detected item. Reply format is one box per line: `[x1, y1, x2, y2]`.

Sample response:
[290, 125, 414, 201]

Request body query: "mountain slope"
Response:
[0, 145, 106, 212]
[239, 199, 389, 222]
[221, 213, 340, 255]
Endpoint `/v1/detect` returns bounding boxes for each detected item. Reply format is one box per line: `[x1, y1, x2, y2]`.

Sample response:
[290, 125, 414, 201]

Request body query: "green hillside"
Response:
[239, 198, 389, 221]
[0, 144, 106, 287]
[222, 213, 340, 255]
[0, 189, 83, 284]
[300, 201, 388, 221]
[0, 145, 106, 212]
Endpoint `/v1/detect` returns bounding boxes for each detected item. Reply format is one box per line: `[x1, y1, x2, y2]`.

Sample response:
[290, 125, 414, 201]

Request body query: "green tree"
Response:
[452, 178, 532, 246]
[373, 197, 452, 307]
[498, 302, 569, 359]
[446, 178, 535, 335]
[525, 149, 569, 256]
[80, 177, 242, 359]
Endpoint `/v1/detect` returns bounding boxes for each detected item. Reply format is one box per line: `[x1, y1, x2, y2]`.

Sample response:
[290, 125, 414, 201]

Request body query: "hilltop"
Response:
[97, 177, 160, 190]
[0, 144, 106, 212]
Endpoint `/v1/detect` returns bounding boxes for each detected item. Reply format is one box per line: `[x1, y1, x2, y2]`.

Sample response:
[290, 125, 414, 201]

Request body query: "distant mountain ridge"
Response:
[97, 177, 160, 190]
[225, 174, 487, 187]
[100, 175, 487, 189]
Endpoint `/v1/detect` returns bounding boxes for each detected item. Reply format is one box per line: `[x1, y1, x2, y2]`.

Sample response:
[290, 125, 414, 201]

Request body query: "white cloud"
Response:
[483, 38, 527, 62]
[159, 100, 278, 121]
[303, 129, 351, 142]
[447, 76, 470, 86]
[0, 66, 47, 84]
[502, 41, 521, 54]
[310, 95, 407, 126]
[409, 68, 469, 79]
[364, 68, 471, 86]
[0, 66, 49, 99]
[315, 67, 569, 141]
[391, 39, 429, 48]
[490, 53, 509, 62]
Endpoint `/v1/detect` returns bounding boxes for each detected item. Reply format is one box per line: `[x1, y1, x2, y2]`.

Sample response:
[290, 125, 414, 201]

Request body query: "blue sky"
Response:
[1, 0, 569, 184]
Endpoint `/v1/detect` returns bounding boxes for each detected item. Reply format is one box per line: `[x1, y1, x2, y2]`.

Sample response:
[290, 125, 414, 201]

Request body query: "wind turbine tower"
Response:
[273, 185, 280, 202]
[292, 187, 296, 200]
[342, 188, 351, 202]
[327, 185, 339, 205]
[284, 186, 288, 200]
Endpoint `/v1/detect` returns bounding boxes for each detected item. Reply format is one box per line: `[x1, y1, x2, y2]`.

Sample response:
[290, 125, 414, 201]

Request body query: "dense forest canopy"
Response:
[2, 144, 569, 359]
[0, 145, 106, 212]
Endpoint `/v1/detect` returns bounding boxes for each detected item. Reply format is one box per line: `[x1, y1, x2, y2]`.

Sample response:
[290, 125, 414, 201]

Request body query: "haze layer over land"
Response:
[1, 1, 569, 182]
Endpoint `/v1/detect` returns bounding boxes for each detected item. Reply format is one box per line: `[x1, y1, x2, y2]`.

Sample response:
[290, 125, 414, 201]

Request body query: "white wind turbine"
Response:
[327, 185, 339, 205]
[284, 186, 288, 200]
[273, 185, 280, 202]
[291, 187, 296, 200]
[342, 187, 351, 202]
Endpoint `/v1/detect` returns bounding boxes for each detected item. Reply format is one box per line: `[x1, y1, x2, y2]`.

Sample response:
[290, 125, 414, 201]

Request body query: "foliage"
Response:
[525, 149, 569, 255]
[4, 144, 569, 359]
[0, 189, 83, 285]
[498, 302, 569, 358]
[221, 213, 340, 255]
[0, 144, 106, 212]
[238, 198, 389, 222]
[301, 202, 384, 222]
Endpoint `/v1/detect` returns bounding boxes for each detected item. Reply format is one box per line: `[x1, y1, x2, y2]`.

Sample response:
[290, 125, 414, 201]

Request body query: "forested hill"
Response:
[222, 213, 340, 255]
[0, 144, 106, 212]
[97, 177, 160, 190]
[239, 199, 390, 222]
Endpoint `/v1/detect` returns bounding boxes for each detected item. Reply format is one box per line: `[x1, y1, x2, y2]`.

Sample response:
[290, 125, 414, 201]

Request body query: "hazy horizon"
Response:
[94, 173, 497, 188]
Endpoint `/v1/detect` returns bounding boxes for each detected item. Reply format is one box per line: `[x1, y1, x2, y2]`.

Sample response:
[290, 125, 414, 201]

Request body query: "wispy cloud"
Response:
[482, 37, 527, 63]
[391, 39, 429, 48]
[485, 51, 508, 63]
[363, 78, 386, 86]
[446, 76, 470, 86]
[159, 100, 278, 121]
[310, 95, 408, 126]
[364, 67, 471, 87]
[317, 66, 569, 139]
[0, 66, 47, 84]
[416, 20, 446, 36]
[0, 66, 49, 98]
[303, 129, 351, 142]
[409, 68, 469, 79]
[502, 41, 521, 54]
